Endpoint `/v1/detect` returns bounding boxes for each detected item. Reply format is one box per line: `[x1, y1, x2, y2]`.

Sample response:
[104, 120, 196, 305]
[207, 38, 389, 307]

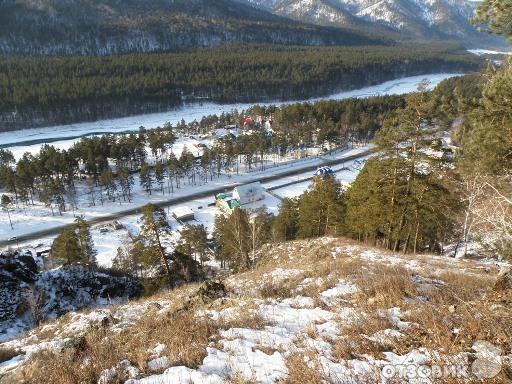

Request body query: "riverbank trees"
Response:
[0, 43, 481, 131]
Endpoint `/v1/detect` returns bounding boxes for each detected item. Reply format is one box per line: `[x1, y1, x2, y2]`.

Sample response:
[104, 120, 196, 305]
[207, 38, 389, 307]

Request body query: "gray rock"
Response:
[494, 267, 512, 291]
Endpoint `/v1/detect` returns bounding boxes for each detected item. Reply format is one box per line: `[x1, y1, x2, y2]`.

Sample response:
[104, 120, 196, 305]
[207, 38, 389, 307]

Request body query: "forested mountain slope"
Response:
[240, 0, 505, 46]
[0, 0, 386, 56]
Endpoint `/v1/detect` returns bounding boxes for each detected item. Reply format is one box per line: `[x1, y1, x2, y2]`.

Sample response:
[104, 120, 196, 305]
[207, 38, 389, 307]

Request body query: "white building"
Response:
[233, 182, 265, 205]
[172, 206, 195, 223]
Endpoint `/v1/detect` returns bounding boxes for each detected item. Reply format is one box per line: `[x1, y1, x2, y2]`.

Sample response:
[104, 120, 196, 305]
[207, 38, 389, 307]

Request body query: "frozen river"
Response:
[0, 73, 462, 158]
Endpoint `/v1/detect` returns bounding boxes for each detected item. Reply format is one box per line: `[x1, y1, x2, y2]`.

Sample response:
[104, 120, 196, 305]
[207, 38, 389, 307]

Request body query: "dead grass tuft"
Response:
[335, 309, 396, 360]
[218, 309, 270, 330]
[258, 280, 295, 299]
[281, 352, 324, 384]
[354, 264, 416, 308]
[0, 347, 20, 364]
[21, 309, 217, 383]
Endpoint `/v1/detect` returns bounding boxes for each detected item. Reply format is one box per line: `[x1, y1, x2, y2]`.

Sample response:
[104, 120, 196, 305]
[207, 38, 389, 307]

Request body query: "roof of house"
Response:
[233, 182, 264, 199]
[172, 206, 194, 219]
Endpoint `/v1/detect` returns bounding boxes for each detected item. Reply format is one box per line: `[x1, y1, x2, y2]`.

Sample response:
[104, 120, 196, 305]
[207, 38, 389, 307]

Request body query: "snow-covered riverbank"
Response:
[1, 73, 461, 159]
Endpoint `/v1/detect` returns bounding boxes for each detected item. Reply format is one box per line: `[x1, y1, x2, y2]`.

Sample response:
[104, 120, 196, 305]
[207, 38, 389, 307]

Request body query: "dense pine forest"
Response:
[0, 43, 482, 131]
[0, 0, 389, 56]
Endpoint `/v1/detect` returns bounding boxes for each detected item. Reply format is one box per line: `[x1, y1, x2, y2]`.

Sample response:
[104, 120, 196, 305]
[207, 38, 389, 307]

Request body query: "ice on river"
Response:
[1, 73, 461, 159]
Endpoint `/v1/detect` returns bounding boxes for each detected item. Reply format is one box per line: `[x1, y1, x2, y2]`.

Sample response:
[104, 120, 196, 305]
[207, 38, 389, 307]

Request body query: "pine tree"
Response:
[74, 217, 97, 267]
[179, 224, 210, 265]
[212, 214, 228, 268]
[140, 203, 172, 283]
[168, 152, 179, 191]
[461, 66, 512, 175]
[222, 208, 251, 272]
[118, 166, 134, 202]
[154, 161, 166, 194]
[297, 176, 346, 239]
[272, 198, 299, 241]
[140, 163, 153, 195]
[51, 228, 82, 265]
[346, 83, 460, 253]
[100, 169, 117, 201]
[1, 194, 13, 230]
[474, 0, 512, 40]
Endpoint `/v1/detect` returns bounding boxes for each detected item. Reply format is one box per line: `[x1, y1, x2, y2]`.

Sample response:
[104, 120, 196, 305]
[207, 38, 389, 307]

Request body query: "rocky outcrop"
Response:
[0, 251, 38, 337]
[0, 251, 142, 342]
[494, 267, 512, 292]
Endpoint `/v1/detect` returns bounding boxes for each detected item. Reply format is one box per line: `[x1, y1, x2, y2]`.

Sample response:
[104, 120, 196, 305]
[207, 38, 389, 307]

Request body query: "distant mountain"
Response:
[239, 0, 503, 46]
[0, 0, 387, 56]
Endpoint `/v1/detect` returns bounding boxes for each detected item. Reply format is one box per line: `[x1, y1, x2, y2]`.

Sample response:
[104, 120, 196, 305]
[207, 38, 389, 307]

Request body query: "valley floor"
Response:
[1, 237, 510, 383]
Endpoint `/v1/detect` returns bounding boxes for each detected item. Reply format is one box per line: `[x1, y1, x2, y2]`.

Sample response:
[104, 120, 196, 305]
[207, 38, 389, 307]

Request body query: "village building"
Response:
[233, 182, 265, 205]
[172, 206, 195, 223]
[215, 193, 241, 214]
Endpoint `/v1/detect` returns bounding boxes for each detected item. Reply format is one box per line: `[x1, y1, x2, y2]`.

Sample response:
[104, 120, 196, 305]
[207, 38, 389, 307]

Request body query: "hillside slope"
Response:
[240, 0, 505, 46]
[0, 0, 385, 56]
[1, 237, 510, 383]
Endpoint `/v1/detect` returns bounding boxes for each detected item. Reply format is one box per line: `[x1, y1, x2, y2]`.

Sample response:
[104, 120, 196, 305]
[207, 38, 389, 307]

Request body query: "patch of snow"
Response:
[320, 280, 359, 304]
[147, 356, 172, 372]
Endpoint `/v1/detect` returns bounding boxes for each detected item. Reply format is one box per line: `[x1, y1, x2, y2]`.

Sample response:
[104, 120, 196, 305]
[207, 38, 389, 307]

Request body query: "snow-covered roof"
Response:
[172, 206, 194, 220]
[233, 182, 265, 205]
[234, 182, 263, 196]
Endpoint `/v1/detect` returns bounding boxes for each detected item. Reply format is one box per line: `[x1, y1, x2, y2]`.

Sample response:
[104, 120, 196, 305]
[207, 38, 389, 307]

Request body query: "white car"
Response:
[8, 236, 17, 242]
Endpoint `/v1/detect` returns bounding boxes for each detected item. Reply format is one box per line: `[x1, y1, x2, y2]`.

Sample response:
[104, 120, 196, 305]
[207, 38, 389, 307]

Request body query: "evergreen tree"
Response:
[461, 66, 512, 175]
[1, 194, 13, 230]
[212, 214, 228, 268]
[140, 203, 172, 283]
[140, 163, 153, 195]
[51, 228, 82, 265]
[474, 0, 512, 40]
[154, 161, 166, 194]
[100, 168, 117, 201]
[118, 166, 134, 202]
[346, 83, 459, 253]
[74, 217, 97, 267]
[222, 208, 251, 272]
[297, 176, 346, 239]
[179, 224, 210, 265]
[272, 198, 299, 241]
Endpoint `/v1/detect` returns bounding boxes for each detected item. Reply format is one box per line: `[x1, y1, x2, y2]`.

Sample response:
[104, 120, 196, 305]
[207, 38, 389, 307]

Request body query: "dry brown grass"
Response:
[334, 307, 396, 360]
[218, 308, 271, 330]
[0, 347, 20, 364]
[352, 264, 416, 309]
[389, 267, 510, 354]
[227, 373, 257, 384]
[258, 280, 295, 299]
[19, 309, 217, 384]
[281, 352, 324, 384]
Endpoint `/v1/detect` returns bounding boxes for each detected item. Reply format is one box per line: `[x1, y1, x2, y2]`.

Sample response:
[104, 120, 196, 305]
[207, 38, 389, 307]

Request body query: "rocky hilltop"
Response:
[0, 250, 141, 343]
[0, 237, 510, 383]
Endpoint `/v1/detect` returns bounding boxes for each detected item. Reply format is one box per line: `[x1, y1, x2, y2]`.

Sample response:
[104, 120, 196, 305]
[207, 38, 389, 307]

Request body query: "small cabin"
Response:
[172, 207, 195, 223]
[233, 182, 265, 205]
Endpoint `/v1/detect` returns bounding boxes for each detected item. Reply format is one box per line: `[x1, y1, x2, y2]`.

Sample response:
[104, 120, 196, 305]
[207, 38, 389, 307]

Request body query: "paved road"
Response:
[0, 149, 373, 247]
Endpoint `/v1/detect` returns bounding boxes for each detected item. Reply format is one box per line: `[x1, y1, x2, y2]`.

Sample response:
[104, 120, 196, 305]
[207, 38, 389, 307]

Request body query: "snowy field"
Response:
[1, 73, 461, 158]
[2, 237, 507, 382]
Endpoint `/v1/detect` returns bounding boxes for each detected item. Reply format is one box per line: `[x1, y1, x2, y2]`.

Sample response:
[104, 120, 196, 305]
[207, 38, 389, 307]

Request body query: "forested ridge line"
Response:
[0, 0, 389, 56]
[0, 43, 482, 132]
